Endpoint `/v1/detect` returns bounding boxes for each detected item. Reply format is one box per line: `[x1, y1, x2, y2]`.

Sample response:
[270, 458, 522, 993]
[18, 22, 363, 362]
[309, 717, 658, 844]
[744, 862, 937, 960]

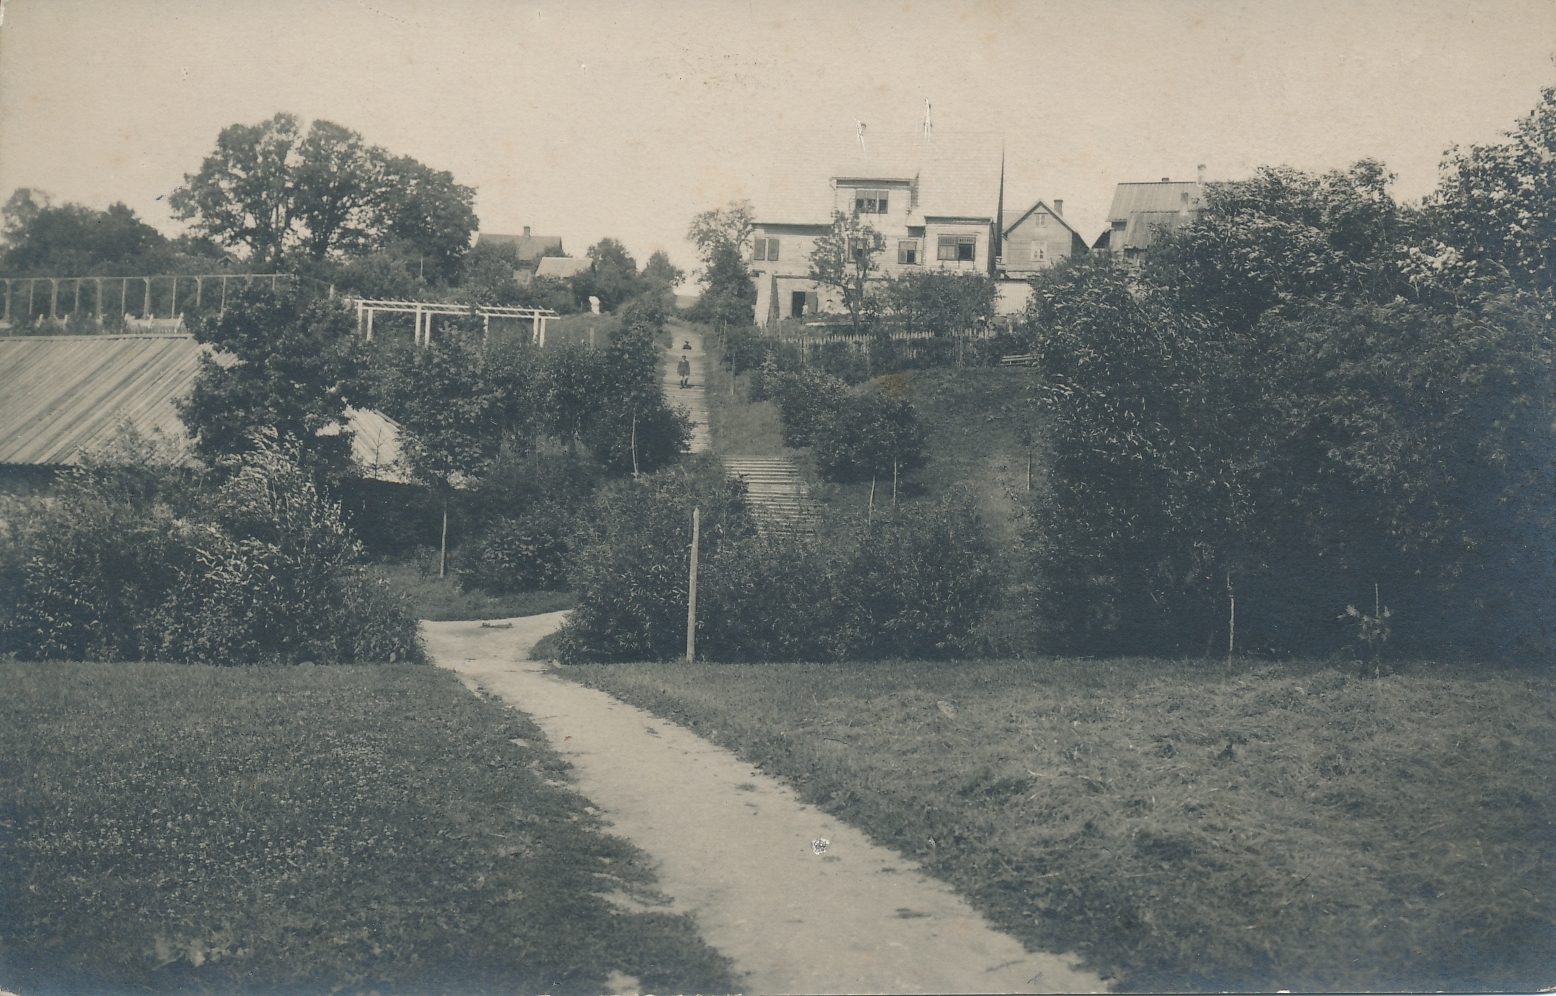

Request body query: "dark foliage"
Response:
[178, 285, 369, 483]
[0, 437, 424, 664]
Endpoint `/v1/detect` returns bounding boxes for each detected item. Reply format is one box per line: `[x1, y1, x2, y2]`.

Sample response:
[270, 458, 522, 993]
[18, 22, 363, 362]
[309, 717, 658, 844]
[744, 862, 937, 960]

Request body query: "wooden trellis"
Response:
[350, 298, 559, 346]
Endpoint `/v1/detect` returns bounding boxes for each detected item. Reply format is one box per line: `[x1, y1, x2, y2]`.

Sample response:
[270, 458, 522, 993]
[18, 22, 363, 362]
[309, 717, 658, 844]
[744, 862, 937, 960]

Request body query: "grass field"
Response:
[376, 561, 576, 621]
[561, 655, 1556, 993]
[0, 662, 734, 995]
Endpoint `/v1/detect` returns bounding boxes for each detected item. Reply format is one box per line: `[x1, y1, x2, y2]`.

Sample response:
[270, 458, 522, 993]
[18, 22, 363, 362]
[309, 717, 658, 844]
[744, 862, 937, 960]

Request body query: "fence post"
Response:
[686, 506, 700, 662]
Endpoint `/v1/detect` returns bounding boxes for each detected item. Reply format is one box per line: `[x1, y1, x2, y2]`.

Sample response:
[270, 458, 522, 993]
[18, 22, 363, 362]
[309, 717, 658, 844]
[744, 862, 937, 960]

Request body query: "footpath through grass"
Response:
[562, 655, 1556, 992]
[376, 561, 576, 621]
[0, 661, 734, 995]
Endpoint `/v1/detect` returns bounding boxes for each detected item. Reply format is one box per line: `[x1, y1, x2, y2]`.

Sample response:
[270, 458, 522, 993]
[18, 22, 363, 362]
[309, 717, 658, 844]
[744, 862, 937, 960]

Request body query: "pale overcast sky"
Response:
[1, 0, 1553, 280]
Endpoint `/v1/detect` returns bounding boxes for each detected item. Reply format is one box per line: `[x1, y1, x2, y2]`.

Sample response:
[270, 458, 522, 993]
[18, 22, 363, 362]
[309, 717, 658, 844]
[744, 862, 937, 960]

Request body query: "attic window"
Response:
[937, 234, 976, 262]
[854, 188, 889, 214]
[1036, 214, 1047, 227]
[752, 238, 779, 262]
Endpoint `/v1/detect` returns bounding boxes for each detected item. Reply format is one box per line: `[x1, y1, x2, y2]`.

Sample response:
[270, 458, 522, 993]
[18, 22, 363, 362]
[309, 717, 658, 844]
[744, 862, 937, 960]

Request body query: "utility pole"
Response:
[686, 507, 700, 662]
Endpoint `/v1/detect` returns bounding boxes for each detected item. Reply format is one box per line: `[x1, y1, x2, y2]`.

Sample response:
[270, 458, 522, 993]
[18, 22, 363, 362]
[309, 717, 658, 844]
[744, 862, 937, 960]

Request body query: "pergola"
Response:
[351, 299, 560, 346]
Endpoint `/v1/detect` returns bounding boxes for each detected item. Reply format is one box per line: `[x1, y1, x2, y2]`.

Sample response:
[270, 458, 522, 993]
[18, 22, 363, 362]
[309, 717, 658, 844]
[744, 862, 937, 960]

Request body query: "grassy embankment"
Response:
[0, 662, 735, 995]
[562, 655, 1556, 993]
[376, 562, 575, 621]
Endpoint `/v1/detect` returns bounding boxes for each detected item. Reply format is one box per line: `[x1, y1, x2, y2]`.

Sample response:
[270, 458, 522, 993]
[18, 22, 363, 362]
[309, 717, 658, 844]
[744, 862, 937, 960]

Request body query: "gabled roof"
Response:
[0, 333, 404, 478]
[1002, 200, 1084, 242]
[534, 256, 592, 279]
[1104, 180, 1204, 223]
[478, 231, 564, 262]
[759, 131, 1004, 225]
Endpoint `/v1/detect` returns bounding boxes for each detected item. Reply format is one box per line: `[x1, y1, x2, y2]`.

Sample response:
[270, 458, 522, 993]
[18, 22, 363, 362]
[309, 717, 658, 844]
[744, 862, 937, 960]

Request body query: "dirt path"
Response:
[423, 615, 1103, 995]
[662, 324, 712, 453]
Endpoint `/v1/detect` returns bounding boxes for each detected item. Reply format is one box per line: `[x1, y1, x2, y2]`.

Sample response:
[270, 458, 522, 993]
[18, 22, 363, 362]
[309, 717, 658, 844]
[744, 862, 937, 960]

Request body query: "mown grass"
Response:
[0, 662, 735, 995]
[561, 655, 1556, 992]
[376, 561, 576, 621]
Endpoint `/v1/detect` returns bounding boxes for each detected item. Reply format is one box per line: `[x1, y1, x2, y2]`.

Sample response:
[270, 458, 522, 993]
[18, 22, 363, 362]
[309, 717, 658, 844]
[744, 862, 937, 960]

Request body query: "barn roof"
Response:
[0, 333, 404, 479]
[478, 231, 564, 262]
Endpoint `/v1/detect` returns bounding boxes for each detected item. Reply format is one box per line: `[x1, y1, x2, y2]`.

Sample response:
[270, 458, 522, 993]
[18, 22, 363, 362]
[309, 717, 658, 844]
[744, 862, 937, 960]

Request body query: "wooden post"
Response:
[95, 278, 103, 323]
[439, 502, 449, 578]
[142, 278, 151, 319]
[868, 475, 876, 528]
[1226, 574, 1235, 665]
[366, 307, 374, 341]
[49, 278, 58, 319]
[168, 276, 177, 319]
[892, 458, 899, 507]
[686, 506, 700, 662]
[194, 277, 202, 310]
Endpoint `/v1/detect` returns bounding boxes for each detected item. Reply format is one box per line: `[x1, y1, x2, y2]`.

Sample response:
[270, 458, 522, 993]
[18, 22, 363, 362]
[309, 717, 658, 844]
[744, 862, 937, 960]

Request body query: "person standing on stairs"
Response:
[677, 353, 692, 389]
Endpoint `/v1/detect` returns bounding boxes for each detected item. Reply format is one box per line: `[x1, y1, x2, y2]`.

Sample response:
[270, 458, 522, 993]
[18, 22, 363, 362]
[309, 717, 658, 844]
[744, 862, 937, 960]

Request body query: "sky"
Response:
[1, 0, 1553, 285]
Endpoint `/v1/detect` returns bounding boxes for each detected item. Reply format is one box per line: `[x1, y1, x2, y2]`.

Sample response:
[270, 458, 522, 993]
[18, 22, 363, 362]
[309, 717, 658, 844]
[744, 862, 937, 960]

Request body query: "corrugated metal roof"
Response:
[0, 333, 404, 478]
[1105, 181, 1205, 223]
[0, 334, 203, 465]
[759, 131, 1003, 225]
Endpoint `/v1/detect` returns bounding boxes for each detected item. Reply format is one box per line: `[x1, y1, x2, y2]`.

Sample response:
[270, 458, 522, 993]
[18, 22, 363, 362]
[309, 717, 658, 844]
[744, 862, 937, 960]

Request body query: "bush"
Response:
[833, 497, 1002, 658]
[771, 368, 850, 448]
[557, 460, 1001, 662]
[457, 506, 572, 594]
[557, 457, 753, 663]
[0, 436, 425, 664]
[811, 390, 928, 485]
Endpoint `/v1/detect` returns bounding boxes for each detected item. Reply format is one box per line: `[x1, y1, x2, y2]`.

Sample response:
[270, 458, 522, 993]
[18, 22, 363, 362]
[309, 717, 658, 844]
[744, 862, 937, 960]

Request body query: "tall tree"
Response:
[0, 200, 179, 276]
[171, 112, 303, 268]
[809, 210, 883, 332]
[574, 238, 641, 312]
[1429, 85, 1556, 299]
[686, 200, 756, 327]
[171, 113, 477, 273]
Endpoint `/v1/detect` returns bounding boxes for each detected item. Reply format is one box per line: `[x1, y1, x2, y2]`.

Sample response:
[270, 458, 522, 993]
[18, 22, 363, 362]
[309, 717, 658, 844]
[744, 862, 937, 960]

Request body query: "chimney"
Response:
[1197, 164, 1206, 184]
[523, 226, 531, 238]
[1161, 177, 1171, 183]
[1053, 199, 1064, 217]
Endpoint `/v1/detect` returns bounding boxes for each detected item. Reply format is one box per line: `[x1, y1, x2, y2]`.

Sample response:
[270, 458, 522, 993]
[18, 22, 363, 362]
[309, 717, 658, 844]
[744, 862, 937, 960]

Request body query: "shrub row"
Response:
[555, 458, 1000, 663]
[0, 435, 425, 664]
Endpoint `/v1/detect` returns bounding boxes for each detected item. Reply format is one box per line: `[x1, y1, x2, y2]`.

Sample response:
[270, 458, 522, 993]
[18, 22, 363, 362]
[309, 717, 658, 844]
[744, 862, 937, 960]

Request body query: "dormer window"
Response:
[854, 188, 889, 214]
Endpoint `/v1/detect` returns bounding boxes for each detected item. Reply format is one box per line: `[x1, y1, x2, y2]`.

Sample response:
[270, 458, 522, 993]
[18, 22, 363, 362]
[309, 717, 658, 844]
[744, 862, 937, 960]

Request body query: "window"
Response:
[937, 234, 977, 262]
[1031, 242, 1046, 263]
[848, 233, 884, 260]
[1036, 214, 1048, 227]
[897, 239, 920, 265]
[752, 237, 779, 262]
[853, 188, 889, 214]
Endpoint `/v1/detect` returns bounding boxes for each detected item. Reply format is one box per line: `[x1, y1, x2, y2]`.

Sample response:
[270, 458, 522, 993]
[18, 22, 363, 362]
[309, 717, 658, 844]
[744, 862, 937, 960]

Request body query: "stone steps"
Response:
[723, 456, 818, 536]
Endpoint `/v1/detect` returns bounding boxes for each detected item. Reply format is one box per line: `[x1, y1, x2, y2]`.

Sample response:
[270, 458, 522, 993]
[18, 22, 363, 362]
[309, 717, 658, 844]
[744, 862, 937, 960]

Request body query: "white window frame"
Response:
[937, 234, 977, 262]
[898, 239, 920, 265]
[853, 188, 890, 215]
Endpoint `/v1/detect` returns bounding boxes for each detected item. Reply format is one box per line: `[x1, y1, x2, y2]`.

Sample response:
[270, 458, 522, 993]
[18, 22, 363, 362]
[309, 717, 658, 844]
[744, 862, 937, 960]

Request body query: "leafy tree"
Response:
[373, 154, 479, 281]
[809, 210, 883, 332]
[371, 319, 540, 574]
[686, 200, 756, 327]
[687, 243, 756, 327]
[880, 269, 996, 337]
[0, 198, 181, 276]
[171, 113, 303, 268]
[171, 113, 477, 274]
[1428, 86, 1556, 299]
[177, 286, 368, 483]
[1144, 161, 1408, 333]
[573, 238, 642, 312]
[812, 391, 929, 496]
[2, 188, 52, 244]
[640, 250, 684, 292]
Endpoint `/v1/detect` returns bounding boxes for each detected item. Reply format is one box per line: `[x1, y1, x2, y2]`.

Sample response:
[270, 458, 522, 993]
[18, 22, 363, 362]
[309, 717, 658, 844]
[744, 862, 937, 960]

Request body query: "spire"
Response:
[993, 145, 1005, 272]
